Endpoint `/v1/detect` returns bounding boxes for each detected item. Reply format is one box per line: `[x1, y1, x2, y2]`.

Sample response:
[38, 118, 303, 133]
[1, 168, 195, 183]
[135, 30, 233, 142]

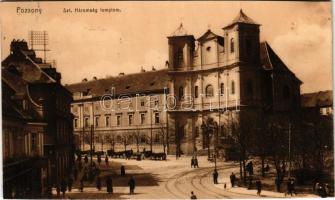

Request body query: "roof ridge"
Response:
[67, 68, 168, 86]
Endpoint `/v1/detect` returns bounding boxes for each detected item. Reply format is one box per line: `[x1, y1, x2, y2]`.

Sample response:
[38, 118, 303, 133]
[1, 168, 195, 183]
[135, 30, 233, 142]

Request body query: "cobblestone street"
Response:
[52, 156, 318, 199]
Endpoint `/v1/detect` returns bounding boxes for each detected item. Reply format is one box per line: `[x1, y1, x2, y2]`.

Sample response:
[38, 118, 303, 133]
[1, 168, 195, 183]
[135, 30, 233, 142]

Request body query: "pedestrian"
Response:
[60, 178, 67, 198]
[230, 172, 236, 187]
[68, 177, 73, 192]
[128, 176, 136, 195]
[286, 178, 292, 196]
[105, 156, 109, 166]
[94, 176, 101, 191]
[256, 179, 262, 196]
[121, 165, 126, 176]
[98, 155, 102, 165]
[84, 155, 89, 164]
[194, 157, 199, 168]
[213, 169, 218, 184]
[191, 157, 195, 168]
[80, 179, 84, 192]
[190, 191, 197, 199]
[106, 176, 113, 194]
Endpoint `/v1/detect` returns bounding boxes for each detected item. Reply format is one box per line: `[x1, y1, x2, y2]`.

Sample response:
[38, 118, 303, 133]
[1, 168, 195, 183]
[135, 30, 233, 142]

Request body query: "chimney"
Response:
[152, 66, 156, 71]
[93, 76, 97, 80]
[140, 66, 146, 72]
[82, 78, 88, 82]
[119, 72, 125, 76]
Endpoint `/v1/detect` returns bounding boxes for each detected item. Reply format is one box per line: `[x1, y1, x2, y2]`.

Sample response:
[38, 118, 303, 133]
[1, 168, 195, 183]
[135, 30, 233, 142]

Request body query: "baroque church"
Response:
[67, 10, 302, 156]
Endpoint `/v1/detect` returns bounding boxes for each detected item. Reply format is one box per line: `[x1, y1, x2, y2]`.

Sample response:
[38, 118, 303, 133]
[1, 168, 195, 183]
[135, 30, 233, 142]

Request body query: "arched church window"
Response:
[179, 86, 184, 100]
[230, 38, 235, 53]
[205, 85, 214, 97]
[194, 86, 199, 98]
[175, 48, 183, 67]
[231, 81, 235, 95]
[220, 83, 224, 95]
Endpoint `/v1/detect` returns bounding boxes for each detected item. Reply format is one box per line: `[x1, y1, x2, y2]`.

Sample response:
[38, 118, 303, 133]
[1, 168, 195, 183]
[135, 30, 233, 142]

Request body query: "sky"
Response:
[0, 1, 332, 93]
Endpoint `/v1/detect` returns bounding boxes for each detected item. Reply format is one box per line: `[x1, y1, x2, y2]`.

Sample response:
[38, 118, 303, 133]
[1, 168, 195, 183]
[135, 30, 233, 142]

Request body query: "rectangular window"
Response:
[195, 86, 198, 98]
[140, 113, 145, 124]
[95, 117, 99, 127]
[141, 100, 145, 107]
[155, 100, 159, 106]
[105, 116, 110, 127]
[117, 115, 121, 126]
[84, 117, 89, 127]
[154, 112, 160, 124]
[129, 114, 133, 125]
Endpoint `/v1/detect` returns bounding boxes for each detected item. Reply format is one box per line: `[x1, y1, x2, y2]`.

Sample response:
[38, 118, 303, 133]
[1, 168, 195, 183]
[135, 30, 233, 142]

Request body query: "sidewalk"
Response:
[215, 177, 319, 198]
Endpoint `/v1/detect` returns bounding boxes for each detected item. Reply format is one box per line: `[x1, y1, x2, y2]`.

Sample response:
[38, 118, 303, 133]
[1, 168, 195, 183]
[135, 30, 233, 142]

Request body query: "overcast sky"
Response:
[0, 1, 332, 93]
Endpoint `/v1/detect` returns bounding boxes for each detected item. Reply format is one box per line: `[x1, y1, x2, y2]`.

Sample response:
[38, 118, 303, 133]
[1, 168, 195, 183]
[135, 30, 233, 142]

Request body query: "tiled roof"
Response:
[260, 41, 302, 83]
[224, 9, 259, 29]
[67, 42, 302, 98]
[301, 90, 333, 108]
[66, 69, 170, 97]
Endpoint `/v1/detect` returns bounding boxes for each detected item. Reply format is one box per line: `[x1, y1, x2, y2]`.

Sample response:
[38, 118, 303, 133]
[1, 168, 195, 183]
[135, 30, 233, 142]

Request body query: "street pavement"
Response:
[53, 155, 319, 199]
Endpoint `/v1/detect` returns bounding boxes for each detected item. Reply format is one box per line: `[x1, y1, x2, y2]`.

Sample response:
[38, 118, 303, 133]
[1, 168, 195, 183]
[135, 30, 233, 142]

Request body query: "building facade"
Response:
[2, 40, 74, 196]
[67, 10, 302, 156]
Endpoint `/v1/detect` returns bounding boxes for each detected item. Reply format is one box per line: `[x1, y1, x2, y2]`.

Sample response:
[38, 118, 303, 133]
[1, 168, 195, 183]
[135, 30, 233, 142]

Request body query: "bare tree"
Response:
[158, 123, 168, 154]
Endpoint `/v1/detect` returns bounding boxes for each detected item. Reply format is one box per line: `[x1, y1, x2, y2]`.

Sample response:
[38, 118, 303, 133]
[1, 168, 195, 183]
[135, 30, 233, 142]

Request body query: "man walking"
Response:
[128, 176, 136, 195]
[121, 165, 126, 176]
[96, 176, 102, 191]
[230, 172, 236, 187]
[106, 176, 113, 194]
[213, 169, 219, 184]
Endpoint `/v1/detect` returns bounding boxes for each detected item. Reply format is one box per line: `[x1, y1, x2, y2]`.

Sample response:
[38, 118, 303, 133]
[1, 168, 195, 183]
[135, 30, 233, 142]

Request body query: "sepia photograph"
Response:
[0, 1, 333, 199]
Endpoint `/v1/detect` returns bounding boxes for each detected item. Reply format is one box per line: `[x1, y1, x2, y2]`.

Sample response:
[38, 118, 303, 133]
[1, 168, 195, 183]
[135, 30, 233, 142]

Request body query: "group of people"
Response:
[93, 175, 136, 195]
[190, 157, 199, 168]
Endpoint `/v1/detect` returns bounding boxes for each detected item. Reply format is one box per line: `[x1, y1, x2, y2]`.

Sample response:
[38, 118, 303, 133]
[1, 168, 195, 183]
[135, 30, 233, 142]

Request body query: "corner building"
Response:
[67, 10, 302, 156]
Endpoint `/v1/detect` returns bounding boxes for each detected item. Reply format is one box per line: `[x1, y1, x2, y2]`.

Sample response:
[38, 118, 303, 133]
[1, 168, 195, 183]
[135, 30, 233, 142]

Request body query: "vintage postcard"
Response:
[0, 1, 333, 199]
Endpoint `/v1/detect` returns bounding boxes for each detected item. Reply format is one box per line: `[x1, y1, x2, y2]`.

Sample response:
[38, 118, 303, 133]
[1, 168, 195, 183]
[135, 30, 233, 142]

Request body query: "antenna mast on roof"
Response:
[29, 30, 50, 64]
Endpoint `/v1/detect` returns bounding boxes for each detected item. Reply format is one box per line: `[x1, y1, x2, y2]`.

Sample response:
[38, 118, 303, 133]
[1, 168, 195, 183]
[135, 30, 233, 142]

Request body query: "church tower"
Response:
[223, 9, 260, 64]
[167, 24, 195, 71]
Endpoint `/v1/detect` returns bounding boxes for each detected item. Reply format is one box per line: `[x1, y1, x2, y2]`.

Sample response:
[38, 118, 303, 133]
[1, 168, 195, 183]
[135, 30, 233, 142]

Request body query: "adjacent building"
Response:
[2, 40, 74, 197]
[67, 10, 302, 156]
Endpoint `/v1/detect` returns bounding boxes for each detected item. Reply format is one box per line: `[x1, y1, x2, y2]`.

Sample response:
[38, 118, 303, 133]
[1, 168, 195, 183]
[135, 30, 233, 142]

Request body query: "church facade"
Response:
[67, 10, 302, 156]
